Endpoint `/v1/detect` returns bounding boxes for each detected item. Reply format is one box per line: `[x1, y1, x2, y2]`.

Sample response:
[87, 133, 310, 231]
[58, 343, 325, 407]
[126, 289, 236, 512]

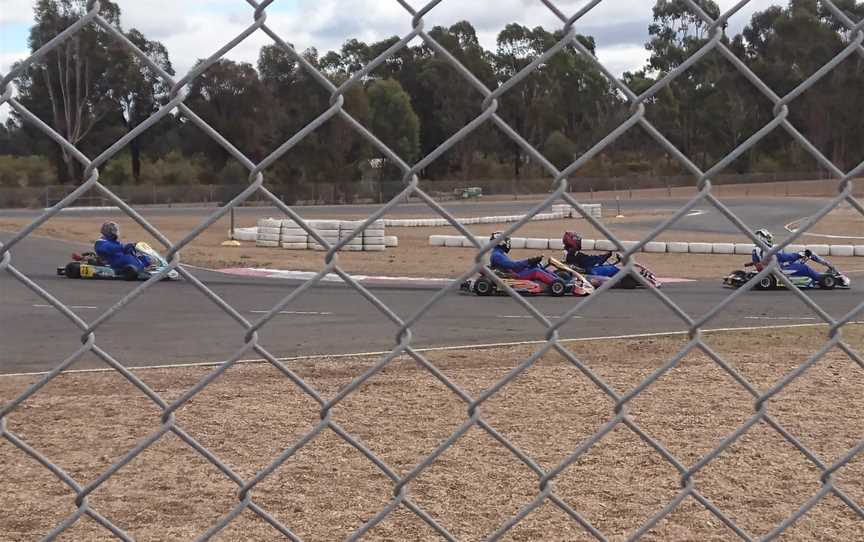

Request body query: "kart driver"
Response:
[95, 221, 151, 273]
[562, 232, 615, 274]
[489, 232, 558, 285]
[750, 229, 827, 281]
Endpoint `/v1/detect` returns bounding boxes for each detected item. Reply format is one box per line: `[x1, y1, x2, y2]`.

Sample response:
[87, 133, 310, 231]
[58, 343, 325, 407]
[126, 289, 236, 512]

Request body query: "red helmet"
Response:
[563, 231, 582, 251]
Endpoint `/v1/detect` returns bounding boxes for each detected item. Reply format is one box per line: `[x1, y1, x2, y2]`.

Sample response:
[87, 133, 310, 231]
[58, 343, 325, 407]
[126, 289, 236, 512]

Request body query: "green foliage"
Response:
[0, 156, 54, 187]
[367, 79, 421, 163]
[5, 0, 864, 197]
[146, 152, 204, 185]
[543, 131, 577, 170]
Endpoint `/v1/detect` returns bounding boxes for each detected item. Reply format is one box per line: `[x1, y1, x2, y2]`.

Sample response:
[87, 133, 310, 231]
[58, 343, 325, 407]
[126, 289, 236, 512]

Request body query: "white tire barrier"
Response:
[808, 244, 830, 256]
[258, 218, 281, 229]
[829, 245, 854, 257]
[688, 242, 712, 254]
[594, 240, 616, 251]
[428, 235, 864, 258]
[256, 240, 280, 248]
[510, 237, 527, 250]
[644, 242, 667, 253]
[526, 238, 549, 250]
[382, 204, 602, 227]
[385, 236, 398, 247]
[427, 235, 864, 257]
[281, 235, 308, 244]
[232, 227, 257, 241]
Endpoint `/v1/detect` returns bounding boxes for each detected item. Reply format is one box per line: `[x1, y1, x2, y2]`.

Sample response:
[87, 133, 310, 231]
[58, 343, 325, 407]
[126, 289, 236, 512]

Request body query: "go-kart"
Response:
[461, 258, 595, 297]
[554, 253, 662, 289]
[723, 253, 850, 290]
[57, 242, 180, 281]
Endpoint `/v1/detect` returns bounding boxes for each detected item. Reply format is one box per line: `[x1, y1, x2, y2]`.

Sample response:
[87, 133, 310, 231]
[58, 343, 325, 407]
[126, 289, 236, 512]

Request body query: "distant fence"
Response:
[0, 172, 855, 209]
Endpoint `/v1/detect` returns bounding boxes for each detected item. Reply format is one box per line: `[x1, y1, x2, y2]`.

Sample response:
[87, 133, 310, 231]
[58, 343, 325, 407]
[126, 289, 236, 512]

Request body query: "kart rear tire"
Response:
[474, 277, 494, 296]
[121, 265, 139, 281]
[550, 280, 567, 297]
[64, 262, 81, 279]
[820, 274, 837, 290]
[619, 274, 638, 290]
[757, 275, 776, 290]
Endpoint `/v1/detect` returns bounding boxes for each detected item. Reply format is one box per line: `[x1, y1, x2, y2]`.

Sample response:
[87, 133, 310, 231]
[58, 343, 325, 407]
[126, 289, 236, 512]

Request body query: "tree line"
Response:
[1, 0, 863, 203]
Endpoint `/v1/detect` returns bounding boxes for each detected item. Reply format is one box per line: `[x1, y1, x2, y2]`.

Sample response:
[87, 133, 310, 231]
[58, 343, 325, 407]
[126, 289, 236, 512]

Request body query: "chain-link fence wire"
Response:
[1, 0, 863, 539]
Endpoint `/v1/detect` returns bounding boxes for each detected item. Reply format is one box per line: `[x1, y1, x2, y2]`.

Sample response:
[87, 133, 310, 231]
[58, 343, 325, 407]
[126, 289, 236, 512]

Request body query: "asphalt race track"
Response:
[1, 224, 860, 375]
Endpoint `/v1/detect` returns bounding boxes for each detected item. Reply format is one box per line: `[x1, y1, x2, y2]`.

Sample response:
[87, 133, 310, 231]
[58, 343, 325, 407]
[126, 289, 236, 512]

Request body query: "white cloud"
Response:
[0, 0, 33, 26]
[0, 0, 803, 122]
[0, 50, 27, 74]
[1, 0, 789, 80]
[596, 44, 651, 76]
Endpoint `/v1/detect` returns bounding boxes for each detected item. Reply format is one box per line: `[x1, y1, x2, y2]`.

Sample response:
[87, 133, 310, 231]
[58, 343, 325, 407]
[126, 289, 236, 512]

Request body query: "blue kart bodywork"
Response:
[57, 242, 179, 281]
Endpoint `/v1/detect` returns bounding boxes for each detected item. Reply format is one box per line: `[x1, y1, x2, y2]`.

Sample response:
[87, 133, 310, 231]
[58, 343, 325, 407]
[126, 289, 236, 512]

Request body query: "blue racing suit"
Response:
[95, 237, 150, 272]
[490, 246, 558, 285]
[752, 249, 822, 281]
[565, 249, 617, 276]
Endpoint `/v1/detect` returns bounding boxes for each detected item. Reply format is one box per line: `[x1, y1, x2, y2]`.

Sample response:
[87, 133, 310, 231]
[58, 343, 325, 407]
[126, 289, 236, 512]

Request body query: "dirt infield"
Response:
[2, 325, 862, 541]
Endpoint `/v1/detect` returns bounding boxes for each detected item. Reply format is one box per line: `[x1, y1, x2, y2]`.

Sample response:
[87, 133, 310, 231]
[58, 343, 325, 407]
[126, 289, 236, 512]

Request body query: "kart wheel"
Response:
[550, 280, 567, 297]
[820, 274, 837, 290]
[121, 265, 139, 281]
[619, 275, 638, 290]
[757, 275, 776, 290]
[64, 262, 81, 279]
[474, 277, 494, 296]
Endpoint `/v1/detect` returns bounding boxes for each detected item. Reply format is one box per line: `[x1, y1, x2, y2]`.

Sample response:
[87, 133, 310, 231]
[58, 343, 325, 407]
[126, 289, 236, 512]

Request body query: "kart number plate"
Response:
[80, 265, 96, 278]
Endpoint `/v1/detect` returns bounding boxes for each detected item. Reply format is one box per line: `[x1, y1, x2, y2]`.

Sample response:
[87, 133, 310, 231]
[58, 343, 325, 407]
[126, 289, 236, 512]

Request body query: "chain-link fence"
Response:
[1, 0, 863, 540]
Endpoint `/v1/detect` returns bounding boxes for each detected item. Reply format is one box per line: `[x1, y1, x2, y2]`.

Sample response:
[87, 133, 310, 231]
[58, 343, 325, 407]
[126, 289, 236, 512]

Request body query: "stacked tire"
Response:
[256, 218, 282, 247]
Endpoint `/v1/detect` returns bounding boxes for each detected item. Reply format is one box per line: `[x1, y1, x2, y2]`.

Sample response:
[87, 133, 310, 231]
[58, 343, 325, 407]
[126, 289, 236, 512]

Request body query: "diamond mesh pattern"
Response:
[1, 0, 863, 540]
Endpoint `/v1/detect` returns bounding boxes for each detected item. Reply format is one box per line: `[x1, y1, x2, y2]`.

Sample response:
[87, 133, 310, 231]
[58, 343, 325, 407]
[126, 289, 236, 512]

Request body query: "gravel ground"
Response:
[2, 325, 862, 541]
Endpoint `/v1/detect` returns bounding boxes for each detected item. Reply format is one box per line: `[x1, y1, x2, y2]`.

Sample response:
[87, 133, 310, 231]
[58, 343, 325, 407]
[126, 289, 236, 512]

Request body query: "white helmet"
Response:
[755, 229, 774, 247]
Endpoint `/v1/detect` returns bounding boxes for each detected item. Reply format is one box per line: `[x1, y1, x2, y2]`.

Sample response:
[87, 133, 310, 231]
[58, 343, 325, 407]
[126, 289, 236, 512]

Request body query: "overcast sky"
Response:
[1, 0, 784, 114]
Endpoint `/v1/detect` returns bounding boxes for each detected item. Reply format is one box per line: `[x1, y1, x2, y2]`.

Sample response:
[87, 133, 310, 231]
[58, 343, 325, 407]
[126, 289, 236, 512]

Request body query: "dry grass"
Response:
[1, 196, 862, 281]
[2, 325, 863, 541]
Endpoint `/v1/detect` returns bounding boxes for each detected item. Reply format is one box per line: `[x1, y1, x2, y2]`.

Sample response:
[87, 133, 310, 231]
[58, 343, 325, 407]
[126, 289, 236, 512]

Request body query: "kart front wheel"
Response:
[474, 277, 494, 296]
[550, 280, 567, 297]
[820, 274, 837, 290]
[64, 262, 81, 279]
